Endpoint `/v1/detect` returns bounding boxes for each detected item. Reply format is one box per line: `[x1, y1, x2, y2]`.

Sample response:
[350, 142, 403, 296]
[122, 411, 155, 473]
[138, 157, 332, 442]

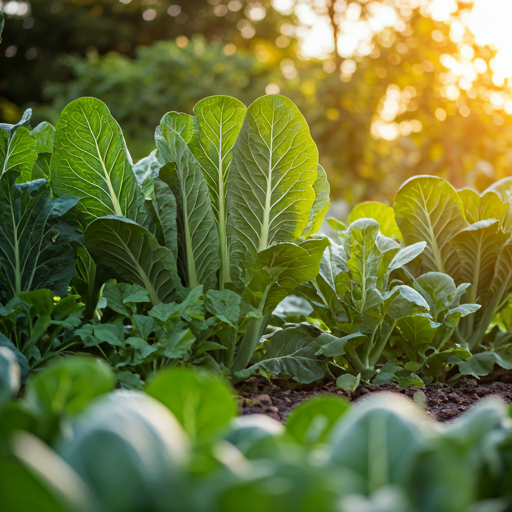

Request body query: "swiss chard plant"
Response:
[49, 95, 330, 377]
[393, 175, 512, 376]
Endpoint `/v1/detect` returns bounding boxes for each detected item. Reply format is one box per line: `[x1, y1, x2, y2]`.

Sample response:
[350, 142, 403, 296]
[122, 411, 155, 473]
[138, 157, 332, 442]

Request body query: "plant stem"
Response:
[231, 314, 270, 372]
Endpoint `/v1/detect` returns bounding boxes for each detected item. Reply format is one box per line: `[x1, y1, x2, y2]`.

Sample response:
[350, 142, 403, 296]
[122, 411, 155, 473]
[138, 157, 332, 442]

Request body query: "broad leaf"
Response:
[51, 97, 140, 222]
[227, 95, 318, 281]
[349, 201, 402, 240]
[84, 216, 181, 305]
[238, 324, 329, 384]
[156, 112, 219, 289]
[187, 96, 247, 285]
[393, 176, 467, 274]
[0, 109, 37, 182]
[0, 173, 78, 300]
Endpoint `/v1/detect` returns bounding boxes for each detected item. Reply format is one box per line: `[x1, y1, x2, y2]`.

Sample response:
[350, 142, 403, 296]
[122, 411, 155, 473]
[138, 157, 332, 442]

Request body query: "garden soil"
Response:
[236, 369, 512, 422]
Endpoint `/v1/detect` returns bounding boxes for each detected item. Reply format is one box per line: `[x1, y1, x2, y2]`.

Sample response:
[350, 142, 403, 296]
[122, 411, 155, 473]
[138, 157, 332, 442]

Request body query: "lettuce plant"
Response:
[393, 175, 512, 376]
[49, 95, 330, 375]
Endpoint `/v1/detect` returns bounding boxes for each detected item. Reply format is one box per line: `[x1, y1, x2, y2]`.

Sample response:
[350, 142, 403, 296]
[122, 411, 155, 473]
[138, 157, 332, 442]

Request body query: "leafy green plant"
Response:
[0, 289, 84, 370]
[285, 218, 478, 387]
[49, 95, 330, 377]
[393, 175, 512, 376]
[75, 282, 239, 386]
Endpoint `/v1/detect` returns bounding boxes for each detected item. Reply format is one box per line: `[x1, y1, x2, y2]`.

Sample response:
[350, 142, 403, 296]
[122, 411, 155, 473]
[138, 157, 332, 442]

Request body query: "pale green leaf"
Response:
[51, 97, 140, 222]
[393, 176, 467, 274]
[227, 95, 318, 280]
[349, 201, 402, 240]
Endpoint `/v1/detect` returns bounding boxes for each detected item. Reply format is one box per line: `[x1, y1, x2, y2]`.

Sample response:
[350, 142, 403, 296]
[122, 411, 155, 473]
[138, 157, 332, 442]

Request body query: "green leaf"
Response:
[301, 164, 331, 237]
[147, 367, 237, 445]
[187, 95, 247, 285]
[102, 282, 149, 317]
[450, 219, 503, 302]
[84, 216, 181, 305]
[59, 392, 188, 512]
[92, 324, 125, 347]
[239, 324, 328, 384]
[0, 435, 95, 512]
[152, 173, 179, 258]
[156, 112, 220, 289]
[285, 396, 350, 446]
[244, 238, 331, 315]
[0, 109, 37, 182]
[349, 201, 402, 240]
[30, 122, 55, 154]
[393, 176, 467, 274]
[336, 373, 361, 391]
[316, 332, 365, 357]
[51, 97, 140, 222]
[0, 173, 78, 300]
[25, 357, 115, 418]
[133, 150, 160, 200]
[227, 95, 318, 281]
[328, 394, 429, 494]
[205, 289, 241, 327]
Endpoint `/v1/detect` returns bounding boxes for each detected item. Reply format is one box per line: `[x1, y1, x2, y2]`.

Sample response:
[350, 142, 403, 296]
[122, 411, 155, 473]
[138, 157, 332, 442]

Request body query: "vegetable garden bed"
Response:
[238, 370, 512, 422]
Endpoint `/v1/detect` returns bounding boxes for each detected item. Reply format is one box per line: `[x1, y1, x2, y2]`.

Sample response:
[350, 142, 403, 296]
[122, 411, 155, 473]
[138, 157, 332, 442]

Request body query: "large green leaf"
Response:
[227, 95, 318, 280]
[147, 368, 237, 446]
[187, 96, 247, 286]
[393, 176, 467, 274]
[84, 216, 181, 305]
[156, 112, 219, 290]
[243, 237, 331, 315]
[0, 172, 79, 300]
[0, 109, 37, 182]
[51, 97, 140, 222]
[349, 201, 402, 240]
[450, 219, 502, 302]
[237, 324, 329, 384]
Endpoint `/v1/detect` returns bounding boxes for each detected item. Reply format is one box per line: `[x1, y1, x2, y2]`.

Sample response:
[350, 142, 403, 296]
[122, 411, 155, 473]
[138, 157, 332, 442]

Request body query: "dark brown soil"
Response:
[236, 369, 512, 422]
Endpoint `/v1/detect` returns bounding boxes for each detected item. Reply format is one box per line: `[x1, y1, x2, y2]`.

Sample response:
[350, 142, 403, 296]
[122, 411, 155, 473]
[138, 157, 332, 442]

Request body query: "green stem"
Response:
[231, 314, 270, 372]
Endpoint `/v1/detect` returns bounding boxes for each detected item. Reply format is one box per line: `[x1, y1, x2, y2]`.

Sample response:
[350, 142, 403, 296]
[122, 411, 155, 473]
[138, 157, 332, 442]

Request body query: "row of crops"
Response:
[2, 94, 512, 388]
[3, 91, 512, 510]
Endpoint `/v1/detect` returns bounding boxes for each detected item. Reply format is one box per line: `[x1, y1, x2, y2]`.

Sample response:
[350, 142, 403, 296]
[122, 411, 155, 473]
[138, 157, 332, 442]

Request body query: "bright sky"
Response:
[272, 0, 512, 77]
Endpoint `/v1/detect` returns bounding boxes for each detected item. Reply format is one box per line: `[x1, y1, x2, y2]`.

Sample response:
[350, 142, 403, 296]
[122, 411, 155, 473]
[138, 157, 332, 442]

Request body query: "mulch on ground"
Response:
[236, 369, 512, 422]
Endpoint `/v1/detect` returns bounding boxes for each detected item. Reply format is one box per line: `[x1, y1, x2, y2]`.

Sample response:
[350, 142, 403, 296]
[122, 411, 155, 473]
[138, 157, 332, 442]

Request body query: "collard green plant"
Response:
[0, 171, 79, 302]
[393, 175, 512, 377]
[49, 95, 330, 378]
[288, 218, 477, 387]
[0, 289, 84, 369]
